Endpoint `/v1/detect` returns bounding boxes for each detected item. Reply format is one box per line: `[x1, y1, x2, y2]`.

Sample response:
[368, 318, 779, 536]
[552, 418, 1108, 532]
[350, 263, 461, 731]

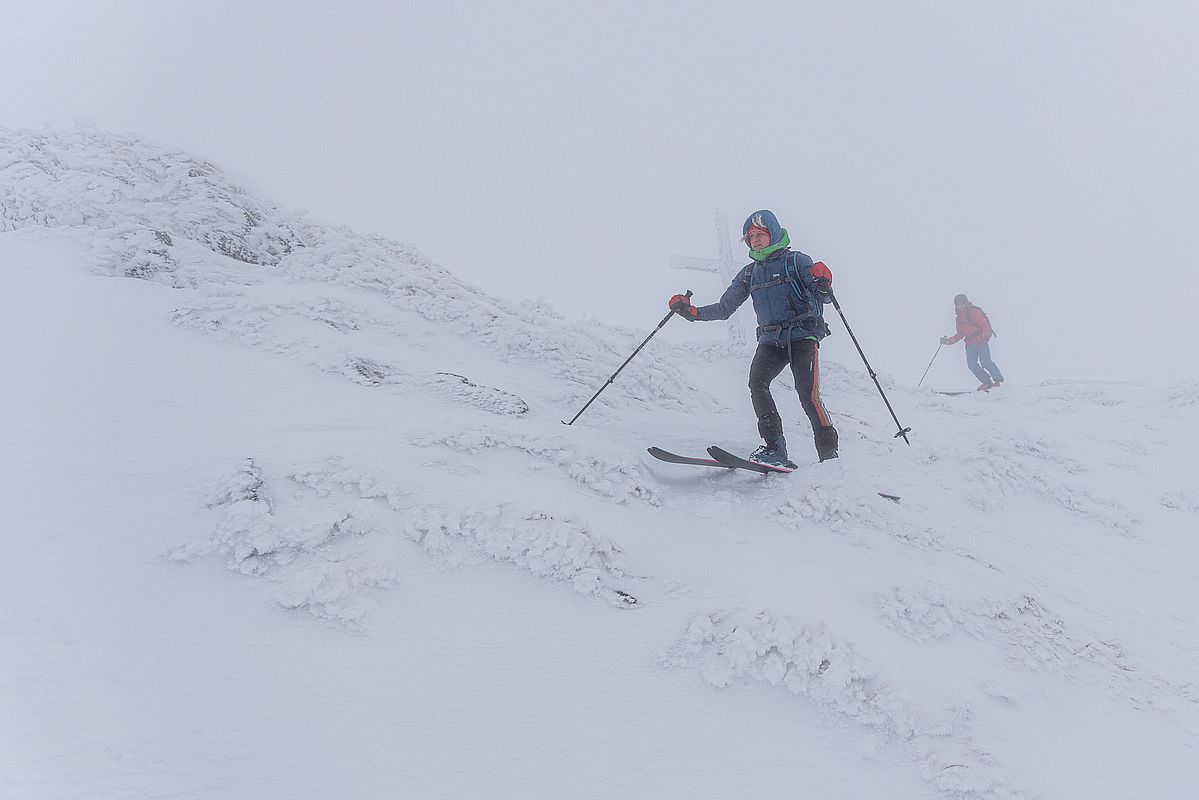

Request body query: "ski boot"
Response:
[815, 425, 839, 462]
[750, 437, 797, 470]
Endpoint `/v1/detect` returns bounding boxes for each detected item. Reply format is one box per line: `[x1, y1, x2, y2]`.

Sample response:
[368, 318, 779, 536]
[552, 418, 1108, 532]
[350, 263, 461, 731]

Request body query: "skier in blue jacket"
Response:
[668, 209, 838, 467]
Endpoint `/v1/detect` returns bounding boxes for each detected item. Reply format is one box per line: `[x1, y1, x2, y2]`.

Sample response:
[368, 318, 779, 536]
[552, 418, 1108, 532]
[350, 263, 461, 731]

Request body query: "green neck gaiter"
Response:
[749, 228, 791, 261]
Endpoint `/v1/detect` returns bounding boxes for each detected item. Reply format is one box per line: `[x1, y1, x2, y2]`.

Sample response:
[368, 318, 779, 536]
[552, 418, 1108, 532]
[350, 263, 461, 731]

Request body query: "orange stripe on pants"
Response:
[811, 345, 832, 427]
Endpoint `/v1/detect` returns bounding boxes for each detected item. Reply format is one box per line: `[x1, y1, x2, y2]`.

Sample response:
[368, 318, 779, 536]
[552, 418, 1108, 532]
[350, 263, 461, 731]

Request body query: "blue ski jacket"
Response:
[695, 248, 832, 346]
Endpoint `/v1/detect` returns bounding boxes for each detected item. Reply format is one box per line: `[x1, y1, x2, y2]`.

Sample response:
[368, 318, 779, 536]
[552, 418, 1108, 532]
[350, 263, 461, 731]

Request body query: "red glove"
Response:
[668, 293, 699, 320]
[811, 261, 833, 294]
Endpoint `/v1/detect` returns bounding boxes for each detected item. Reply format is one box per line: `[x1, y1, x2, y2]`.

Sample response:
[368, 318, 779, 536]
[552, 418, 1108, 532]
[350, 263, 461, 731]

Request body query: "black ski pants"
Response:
[748, 339, 838, 459]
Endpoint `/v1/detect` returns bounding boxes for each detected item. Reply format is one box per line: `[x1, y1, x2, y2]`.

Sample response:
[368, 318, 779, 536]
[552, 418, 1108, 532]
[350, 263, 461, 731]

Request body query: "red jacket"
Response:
[945, 304, 992, 346]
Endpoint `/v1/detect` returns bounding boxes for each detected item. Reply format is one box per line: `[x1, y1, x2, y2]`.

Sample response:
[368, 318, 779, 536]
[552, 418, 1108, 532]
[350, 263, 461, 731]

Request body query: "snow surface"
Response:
[3, 124, 1198, 799]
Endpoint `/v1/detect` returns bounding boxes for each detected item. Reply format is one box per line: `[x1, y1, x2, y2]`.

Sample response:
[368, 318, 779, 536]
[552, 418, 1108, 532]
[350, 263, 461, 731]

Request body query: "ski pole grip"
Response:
[668, 290, 693, 315]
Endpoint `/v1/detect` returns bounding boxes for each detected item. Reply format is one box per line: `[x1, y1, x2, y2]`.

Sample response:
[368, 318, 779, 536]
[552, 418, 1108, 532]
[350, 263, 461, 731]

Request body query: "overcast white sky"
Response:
[4, 1, 1197, 387]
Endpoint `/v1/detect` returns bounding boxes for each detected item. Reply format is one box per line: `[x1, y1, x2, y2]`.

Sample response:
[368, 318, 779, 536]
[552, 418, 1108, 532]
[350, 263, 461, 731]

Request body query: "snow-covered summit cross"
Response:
[669, 211, 747, 347]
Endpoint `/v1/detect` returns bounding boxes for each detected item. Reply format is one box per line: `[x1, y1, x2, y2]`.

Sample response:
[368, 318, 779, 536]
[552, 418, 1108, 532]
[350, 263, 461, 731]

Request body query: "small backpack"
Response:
[975, 306, 997, 338]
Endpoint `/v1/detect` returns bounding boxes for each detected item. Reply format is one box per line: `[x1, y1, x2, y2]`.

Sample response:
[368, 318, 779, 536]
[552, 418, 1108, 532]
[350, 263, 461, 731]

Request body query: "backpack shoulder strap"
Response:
[783, 251, 806, 302]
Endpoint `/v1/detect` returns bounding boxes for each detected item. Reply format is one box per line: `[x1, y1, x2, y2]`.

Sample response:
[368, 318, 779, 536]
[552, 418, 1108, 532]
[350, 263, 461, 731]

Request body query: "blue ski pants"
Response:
[965, 342, 1004, 385]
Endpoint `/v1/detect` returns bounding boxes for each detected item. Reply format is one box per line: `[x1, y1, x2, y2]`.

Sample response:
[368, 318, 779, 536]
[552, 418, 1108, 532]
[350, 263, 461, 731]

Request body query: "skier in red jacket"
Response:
[940, 294, 1005, 390]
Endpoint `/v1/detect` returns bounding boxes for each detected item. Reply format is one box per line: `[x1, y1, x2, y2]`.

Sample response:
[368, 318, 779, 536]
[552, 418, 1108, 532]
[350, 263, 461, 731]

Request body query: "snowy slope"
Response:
[3, 125, 1198, 800]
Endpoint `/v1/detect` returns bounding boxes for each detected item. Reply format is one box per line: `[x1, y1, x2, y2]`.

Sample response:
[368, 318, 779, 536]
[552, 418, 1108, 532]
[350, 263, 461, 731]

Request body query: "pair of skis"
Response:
[647, 446, 901, 502]
[935, 384, 1001, 396]
[648, 445, 794, 475]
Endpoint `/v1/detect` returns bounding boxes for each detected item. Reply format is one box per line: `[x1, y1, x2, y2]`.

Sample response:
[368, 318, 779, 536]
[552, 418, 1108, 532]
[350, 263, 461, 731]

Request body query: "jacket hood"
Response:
[742, 209, 784, 247]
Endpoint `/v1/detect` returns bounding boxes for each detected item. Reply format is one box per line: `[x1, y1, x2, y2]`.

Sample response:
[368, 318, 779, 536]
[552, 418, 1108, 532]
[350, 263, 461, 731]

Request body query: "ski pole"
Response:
[562, 291, 692, 426]
[825, 290, 912, 444]
[916, 342, 942, 388]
